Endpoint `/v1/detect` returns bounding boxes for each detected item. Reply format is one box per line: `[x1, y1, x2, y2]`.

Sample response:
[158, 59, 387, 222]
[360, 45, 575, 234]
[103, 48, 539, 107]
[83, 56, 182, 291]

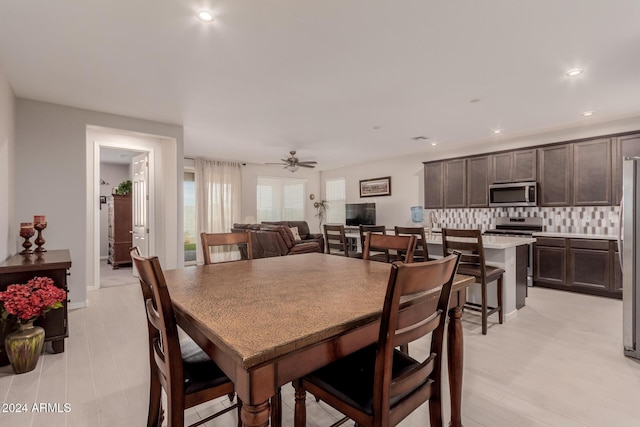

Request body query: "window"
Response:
[326, 178, 346, 224]
[257, 177, 306, 222]
[184, 171, 197, 264]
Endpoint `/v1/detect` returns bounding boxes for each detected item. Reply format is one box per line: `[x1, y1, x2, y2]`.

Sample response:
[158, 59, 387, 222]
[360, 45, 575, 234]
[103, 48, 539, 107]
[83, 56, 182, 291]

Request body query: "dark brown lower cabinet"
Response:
[534, 237, 621, 299]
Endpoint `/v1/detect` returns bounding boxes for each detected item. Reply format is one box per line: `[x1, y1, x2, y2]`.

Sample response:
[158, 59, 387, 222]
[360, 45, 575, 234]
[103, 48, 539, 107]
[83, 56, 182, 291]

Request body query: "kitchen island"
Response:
[426, 234, 536, 319]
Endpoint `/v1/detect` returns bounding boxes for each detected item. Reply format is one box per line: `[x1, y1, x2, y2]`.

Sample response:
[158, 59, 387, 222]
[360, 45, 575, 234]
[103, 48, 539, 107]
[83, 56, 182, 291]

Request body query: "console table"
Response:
[0, 250, 71, 366]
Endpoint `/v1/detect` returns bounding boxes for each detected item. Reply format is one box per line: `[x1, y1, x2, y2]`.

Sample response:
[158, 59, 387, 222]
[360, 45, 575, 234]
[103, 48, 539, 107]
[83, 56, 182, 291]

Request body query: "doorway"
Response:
[99, 146, 145, 287]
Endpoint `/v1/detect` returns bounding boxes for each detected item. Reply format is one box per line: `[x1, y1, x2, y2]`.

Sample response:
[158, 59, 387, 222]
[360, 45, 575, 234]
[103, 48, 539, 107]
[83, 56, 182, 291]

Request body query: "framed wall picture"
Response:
[359, 176, 391, 198]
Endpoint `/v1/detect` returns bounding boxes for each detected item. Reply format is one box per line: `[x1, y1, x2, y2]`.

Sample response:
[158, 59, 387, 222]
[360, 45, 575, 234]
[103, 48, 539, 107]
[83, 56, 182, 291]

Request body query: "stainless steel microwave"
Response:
[489, 182, 537, 207]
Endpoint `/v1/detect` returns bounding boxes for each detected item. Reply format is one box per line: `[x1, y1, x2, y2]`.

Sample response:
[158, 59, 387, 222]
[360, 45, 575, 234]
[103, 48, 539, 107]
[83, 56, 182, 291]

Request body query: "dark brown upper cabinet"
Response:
[423, 161, 444, 209]
[467, 156, 491, 207]
[613, 133, 640, 204]
[444, 159, 467, 208]
[538, 144, 573, 206]
[573, 138, 612, 206]
[491, 149, 537, 183]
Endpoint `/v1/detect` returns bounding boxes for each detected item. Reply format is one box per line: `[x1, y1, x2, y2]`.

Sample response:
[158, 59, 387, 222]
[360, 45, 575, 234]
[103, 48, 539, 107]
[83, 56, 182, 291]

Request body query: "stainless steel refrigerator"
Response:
[621, 157, 640, 359]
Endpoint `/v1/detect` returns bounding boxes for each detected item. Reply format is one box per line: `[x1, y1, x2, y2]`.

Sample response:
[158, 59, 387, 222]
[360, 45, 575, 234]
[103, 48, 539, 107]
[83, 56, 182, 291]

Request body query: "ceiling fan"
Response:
[266, 150, 317, 172]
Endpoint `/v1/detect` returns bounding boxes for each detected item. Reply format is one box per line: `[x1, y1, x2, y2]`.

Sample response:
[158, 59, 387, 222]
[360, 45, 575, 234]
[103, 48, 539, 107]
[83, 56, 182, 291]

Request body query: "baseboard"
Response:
[68, 301, 87, 310]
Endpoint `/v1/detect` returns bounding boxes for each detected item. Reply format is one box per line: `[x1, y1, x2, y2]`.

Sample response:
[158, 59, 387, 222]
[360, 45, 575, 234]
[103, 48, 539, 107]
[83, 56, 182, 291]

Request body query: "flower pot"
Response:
[4, 320, 44, 374]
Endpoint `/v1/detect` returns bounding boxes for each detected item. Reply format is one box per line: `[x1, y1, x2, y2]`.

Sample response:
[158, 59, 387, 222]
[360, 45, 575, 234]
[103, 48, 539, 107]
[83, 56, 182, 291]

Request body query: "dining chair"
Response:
[363, 232, 417, 264]
[130, 248, 242, 427]
[359, 225, 389, 262]
[200, 230, 252, 264]
[394, 226, 430, 262]
[293, 253, 461, 427]
[441, 228, 504, 335]
[324, 224, 352, 256]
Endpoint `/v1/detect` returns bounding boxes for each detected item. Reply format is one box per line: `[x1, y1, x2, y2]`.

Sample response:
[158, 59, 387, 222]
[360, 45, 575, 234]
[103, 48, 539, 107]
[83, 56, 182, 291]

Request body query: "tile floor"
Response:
[1, 272, 640, 426]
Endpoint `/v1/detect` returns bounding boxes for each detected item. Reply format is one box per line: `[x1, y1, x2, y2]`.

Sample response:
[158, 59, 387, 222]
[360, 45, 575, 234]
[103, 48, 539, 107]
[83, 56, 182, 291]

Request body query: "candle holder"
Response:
[33, 222, 47, 253]
[19, 226, 35, 255]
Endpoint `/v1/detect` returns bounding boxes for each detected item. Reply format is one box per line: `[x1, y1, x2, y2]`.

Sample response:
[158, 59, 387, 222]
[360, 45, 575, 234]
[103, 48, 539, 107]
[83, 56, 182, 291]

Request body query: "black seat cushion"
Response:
[457, 264, 504, 282]
[183, 358, 231, 395]
[180, 339, 232, 395]
[303, 344, 421, 415]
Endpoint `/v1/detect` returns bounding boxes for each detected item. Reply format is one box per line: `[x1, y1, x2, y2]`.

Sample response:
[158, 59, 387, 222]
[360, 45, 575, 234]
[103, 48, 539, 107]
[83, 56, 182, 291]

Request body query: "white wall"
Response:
[16, 99, 183, 307]
[321, 156, 425, 228]
[241, 163, 322, 233]
[99, 162, 130, 257]
[321, 117, 640, 228]
[0, 66, 15, 262]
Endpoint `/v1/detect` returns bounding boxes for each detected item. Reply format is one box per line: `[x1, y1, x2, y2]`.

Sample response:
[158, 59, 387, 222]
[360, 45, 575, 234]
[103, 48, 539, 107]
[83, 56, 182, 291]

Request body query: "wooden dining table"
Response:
[164, 253, 474, 427]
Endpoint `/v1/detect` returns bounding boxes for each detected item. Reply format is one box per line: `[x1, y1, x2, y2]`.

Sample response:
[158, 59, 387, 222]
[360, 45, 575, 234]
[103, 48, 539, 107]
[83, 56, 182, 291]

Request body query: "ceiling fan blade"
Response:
[298, 161, 317, 165]
[265, 162, 287, 165]
[298, 164, 315, 168]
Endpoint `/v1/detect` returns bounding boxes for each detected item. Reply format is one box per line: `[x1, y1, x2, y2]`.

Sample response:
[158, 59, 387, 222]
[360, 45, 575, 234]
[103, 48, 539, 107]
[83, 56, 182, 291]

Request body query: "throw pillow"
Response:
[290, 226, 302, 241]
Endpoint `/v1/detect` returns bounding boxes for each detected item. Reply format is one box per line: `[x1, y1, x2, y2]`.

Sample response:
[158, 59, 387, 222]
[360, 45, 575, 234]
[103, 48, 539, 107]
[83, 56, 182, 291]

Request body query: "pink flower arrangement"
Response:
[0, 277, 66, 323]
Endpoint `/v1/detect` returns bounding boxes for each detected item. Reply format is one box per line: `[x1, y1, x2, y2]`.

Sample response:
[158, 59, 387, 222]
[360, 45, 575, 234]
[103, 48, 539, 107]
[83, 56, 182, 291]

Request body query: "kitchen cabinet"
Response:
[573, 138, 612, 206]
[613, 133, 640, 204]
[491, 149, 537, 183]
[444, 159, 466, 208]
[538, 144, 573, 206]
[534, 236, 621, 298]
[424, 161, 444, 209]
[534, 237, 566, 286]
[467, 156, 490, 207]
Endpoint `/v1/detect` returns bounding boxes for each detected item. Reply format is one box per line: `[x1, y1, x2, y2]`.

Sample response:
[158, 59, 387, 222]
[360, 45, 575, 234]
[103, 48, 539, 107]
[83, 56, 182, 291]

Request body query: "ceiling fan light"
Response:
[287, 165, 299, 172]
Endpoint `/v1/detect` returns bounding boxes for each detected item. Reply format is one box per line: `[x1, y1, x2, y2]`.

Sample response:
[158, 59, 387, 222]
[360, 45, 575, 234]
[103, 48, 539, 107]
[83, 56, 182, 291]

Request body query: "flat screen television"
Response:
[345, 203, 376, 226]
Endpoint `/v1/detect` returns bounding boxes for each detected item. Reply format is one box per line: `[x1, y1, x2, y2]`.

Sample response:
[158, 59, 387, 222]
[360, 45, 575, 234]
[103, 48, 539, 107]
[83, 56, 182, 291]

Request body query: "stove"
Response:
[484, 217, 543, 237]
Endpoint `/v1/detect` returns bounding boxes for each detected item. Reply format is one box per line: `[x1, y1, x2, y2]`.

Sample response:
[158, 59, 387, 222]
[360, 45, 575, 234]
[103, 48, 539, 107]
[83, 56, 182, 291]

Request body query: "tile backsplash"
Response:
[427, 206, 620, 236]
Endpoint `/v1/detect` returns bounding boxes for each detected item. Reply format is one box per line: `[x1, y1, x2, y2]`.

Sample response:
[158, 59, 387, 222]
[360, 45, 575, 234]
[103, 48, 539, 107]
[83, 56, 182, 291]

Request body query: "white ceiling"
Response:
[1, 1, 640, 170]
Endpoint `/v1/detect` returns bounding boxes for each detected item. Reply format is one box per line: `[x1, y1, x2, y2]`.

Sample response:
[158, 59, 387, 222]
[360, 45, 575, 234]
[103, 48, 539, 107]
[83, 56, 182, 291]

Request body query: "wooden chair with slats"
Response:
[293, 253, 461, 427]
[324, 224, 352, 256]
[200, 231, 252, 264]
[394, 226, 430, 262]
[441, 228, 504, 335]
[363, 232, 417, 264]
[359, 225, 389, 262]
[130, 248, 242, 427]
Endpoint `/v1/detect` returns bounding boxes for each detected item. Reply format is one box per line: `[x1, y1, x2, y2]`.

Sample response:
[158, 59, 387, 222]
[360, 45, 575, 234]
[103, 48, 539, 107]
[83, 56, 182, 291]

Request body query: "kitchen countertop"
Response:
[532, 232, 618, 240]
[425, 234, 535, 249]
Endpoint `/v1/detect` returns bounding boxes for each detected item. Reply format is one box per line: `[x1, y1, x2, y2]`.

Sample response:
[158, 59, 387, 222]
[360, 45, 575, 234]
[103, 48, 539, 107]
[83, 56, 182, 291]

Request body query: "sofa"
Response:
[232, 221, 324, 259]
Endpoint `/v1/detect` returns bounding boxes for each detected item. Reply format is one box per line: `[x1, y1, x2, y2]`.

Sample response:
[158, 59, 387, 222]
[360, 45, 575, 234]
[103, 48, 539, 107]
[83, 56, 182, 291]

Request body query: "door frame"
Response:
[90, 140, 155, 290]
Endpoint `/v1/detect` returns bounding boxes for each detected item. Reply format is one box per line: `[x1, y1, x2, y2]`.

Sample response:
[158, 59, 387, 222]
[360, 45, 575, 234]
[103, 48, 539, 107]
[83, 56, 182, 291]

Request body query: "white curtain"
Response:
[195, 159, 242, 264]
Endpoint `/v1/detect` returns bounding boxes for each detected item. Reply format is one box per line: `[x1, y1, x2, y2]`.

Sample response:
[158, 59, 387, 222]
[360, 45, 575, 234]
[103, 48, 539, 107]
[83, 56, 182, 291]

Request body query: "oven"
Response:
[484, 217, 542, 285]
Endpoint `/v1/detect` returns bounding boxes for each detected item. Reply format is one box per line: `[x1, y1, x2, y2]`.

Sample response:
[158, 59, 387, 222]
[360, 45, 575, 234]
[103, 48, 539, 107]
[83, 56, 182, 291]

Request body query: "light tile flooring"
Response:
[1, 276, 640, 426]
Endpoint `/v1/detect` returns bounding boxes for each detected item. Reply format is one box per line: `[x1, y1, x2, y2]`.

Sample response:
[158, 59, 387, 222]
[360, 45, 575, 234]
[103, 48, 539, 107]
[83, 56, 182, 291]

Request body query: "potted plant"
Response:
[114, 179, 132, 196]
[0, 277, 66, 374]
[314, 199, 329, 232]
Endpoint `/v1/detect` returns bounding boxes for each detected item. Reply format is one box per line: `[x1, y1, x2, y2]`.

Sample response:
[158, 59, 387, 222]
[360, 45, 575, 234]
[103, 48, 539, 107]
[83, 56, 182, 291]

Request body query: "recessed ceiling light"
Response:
[493, 129, 502, 134]
[431, 142, 437, 146]
[582, 111, 595, 117]
[197, 10, 215, 22]
[566, 68, 584, 77]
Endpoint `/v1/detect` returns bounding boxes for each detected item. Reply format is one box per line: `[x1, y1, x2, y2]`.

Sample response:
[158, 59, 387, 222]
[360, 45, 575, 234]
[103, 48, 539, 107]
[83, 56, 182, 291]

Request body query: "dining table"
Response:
[164, 252, 474, 427]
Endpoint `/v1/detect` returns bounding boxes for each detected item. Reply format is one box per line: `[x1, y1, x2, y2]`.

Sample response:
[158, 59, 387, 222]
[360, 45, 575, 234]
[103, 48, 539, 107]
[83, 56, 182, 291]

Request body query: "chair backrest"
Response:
[130, 248, 184, 398]
[394, 226, 429, 261]
[359, 224, 387, 249]
[373, 253, 460, 425]
[363, 232, 417, 263]
[324, 224, 350, 256]
[441, 228, 487, 278]
[200, 231, 253, 265]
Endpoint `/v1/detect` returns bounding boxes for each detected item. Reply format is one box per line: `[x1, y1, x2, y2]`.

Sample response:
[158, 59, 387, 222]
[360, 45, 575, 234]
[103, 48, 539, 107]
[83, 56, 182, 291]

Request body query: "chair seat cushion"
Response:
[180, 340, 232, 395]
[457, 264, 505, 282]
[303, 344, 420, 415]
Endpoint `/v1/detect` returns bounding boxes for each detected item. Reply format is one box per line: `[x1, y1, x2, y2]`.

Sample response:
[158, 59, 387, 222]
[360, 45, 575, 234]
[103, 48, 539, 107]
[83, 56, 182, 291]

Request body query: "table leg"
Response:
[241, 401, 270, 427]
[50, 339, 65, 353]
[448, 304, 464, 427]
[271, 388, 282, 427]
[293, 379, 306, 427]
